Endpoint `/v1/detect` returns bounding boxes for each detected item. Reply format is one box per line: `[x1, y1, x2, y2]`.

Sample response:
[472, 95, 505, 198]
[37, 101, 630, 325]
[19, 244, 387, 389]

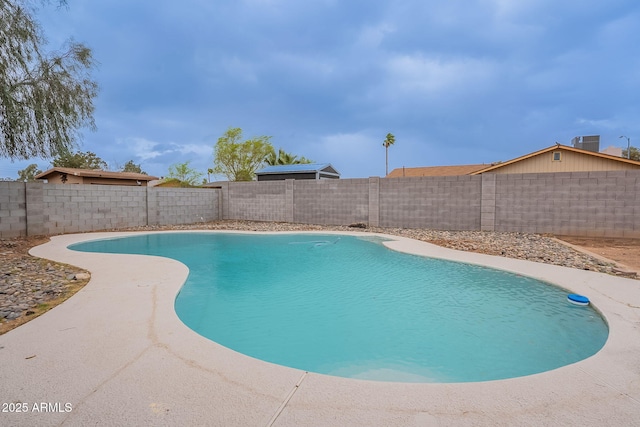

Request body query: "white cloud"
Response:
[355, 22, 395, 49]
[118, 137, 211, 162]
[384, 53, 499, 95]
[484, 0, 541, 19]
[575, 118, 618, 129]
[176, 143, 212, 157]
[118, 137, 164, 161]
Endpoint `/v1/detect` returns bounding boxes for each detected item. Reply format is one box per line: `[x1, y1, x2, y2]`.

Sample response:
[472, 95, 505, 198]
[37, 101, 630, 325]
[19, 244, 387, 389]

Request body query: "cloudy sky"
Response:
[1, 0, 639, 180]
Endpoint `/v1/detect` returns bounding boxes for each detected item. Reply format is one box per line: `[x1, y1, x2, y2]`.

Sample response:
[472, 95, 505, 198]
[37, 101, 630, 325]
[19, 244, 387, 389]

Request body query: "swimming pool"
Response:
[70, 232, 608, 383]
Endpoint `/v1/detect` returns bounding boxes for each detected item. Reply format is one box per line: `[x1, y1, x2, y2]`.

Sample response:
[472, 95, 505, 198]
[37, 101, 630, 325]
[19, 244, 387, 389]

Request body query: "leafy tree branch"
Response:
[0, 0, 98, 160]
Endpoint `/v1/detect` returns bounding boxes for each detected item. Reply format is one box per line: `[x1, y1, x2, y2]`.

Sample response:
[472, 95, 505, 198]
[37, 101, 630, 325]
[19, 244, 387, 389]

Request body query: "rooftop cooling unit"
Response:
[572, 135, 600, 153]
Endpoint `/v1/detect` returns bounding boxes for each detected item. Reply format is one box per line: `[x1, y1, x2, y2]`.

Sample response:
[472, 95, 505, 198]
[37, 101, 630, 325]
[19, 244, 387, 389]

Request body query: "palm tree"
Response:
[265, 148, 313, 166]
[383, 133, 395, 176]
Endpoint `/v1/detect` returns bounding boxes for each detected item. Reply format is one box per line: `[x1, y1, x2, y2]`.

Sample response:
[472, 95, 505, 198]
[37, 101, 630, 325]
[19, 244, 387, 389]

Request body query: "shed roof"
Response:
[256, 163, 339, 176]
[35, 167, 158, 181]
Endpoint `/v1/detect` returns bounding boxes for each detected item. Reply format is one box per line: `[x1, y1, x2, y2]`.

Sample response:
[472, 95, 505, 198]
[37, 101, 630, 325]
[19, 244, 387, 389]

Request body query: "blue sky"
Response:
[1, 0, 639, 180]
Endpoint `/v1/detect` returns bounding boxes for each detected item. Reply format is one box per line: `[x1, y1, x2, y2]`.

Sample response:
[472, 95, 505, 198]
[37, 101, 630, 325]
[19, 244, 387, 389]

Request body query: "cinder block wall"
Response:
[227, 181, 288, 222]
[0, 182, 27, 238]
[2, 171, 640, 238]
[378, 176, 482, 230]
[219, 172, 640, 237]
[0, 183, 220, 238]
[494, 171, 640, 237]
[42, 184, 148, 234]
[151, 187, 219, 225]
[294, 179, 370, 225]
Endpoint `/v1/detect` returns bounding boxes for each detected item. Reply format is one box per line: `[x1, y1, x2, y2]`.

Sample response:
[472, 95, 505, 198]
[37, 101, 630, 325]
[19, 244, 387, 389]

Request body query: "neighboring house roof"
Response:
[35, 167, 158, 181]
[470, 144, 640, 174]
[256, 163, 340, 177]
[387, 164, 489, 177]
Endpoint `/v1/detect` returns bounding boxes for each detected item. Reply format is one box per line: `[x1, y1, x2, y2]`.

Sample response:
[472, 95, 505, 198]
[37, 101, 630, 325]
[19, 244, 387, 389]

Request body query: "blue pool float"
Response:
[567, 294, 590, 306]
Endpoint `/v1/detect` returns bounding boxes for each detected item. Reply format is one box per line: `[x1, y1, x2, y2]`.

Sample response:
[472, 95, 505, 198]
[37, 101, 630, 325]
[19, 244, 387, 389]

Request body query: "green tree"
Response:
[622, 146, 639, 161]
[265, 148, 313, 166]
[382, 133, 395, 176]
[121, 160, 146, 174]
[167, 161, 203, 186]
[213, 127, 274, 181]
[16, 163, 41, 181]
[0, 0, 98, 160]
[52, 150, 107, 169]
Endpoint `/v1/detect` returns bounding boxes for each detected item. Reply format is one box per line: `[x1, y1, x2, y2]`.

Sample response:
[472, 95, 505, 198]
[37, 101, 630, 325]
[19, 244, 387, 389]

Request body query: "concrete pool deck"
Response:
[1, 230, 639, 426]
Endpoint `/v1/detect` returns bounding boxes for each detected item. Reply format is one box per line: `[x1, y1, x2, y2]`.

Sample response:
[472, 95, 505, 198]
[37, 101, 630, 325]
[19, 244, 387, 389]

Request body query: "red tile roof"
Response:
[387, 164, 489, 177]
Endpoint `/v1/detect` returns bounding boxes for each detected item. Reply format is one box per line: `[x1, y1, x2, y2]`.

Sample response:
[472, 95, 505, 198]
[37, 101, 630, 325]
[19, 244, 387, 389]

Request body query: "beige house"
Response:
[387, 144, 640, 177]
[471, 144, 640, 174]
[35, 167, 158, 186]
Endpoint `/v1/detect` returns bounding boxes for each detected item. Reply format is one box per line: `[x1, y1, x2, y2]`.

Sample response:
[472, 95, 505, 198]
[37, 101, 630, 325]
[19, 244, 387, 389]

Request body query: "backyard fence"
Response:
[1, 169, 639, 238]
[0, 182, 219, 237]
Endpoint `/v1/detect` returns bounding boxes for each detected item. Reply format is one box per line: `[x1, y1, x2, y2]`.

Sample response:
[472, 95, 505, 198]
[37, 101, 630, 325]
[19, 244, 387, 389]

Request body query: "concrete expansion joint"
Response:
[266, 371, 308, 427]
[576, 366, 640, 407]
[588, 285, 640, 310]
[147, 284, 159, 344]
[62, 345, 155, 425]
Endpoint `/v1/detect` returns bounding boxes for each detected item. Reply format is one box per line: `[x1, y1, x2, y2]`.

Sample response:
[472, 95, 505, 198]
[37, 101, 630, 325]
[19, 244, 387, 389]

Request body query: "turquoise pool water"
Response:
[70, 232, 608, 383]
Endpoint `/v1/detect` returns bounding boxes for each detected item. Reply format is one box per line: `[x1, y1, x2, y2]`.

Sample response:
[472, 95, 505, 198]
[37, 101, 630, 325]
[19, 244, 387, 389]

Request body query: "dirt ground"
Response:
[556, 236, 640, 273]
